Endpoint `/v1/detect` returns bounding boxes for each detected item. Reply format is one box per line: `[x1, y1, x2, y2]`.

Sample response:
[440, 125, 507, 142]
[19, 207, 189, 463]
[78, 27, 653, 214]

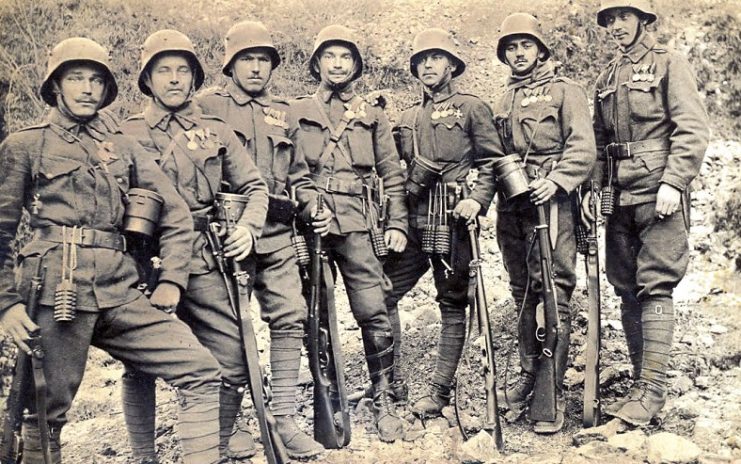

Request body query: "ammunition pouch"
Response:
[406, 156, 443, 197]
[193, 215, 211, 232]
[267, 193, 298, 225]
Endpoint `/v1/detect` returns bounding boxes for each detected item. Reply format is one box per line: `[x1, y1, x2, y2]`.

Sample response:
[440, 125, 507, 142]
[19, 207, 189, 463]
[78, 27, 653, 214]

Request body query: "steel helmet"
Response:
[496, 13, 551, 64]
[409, 28, 466, 78]
[597, 0, 657, 27]
[309, 25, 363, 81]
[222, 21, 281, 76]
[138, 29, 205, 96]
[40, 37, 118, 108]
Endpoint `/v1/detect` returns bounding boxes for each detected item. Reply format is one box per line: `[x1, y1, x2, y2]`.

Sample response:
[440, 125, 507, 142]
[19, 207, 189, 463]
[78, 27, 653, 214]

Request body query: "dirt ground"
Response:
[31, 140, 736, 464]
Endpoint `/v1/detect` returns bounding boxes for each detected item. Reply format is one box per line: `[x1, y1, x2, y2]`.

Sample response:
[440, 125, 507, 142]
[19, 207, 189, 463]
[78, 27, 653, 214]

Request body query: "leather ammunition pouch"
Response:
[406, 155, 443, 197]
[267, 193, 298, 224]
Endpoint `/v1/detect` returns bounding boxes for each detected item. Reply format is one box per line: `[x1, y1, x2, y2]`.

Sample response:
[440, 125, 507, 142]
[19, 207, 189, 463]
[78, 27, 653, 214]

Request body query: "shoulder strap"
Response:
[311, 94, 364, 174]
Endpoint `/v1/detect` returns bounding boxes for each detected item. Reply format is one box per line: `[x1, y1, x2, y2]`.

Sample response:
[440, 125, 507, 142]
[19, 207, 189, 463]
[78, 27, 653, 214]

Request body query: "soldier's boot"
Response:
[497, 304, 538, 416]
[361, 329, 404, 443]
[270, 330, 323, 459]
[612, 297, 672, 426]
[411, 306, 466, 418]
[175, 382, 221, 464]
[273, 415, 324, 459]
[218, 382, 256, 460]
[121, 370, 158, 463]
[533, 313, 571, 434]
[411, 382, 452, 418]
[606, 294, 643, 415]
[20, 422, 62, 464]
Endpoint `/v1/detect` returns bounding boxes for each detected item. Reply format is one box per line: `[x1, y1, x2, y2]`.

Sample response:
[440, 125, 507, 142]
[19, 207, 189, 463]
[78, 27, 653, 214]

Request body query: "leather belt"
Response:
[603, 138, 670, 160]
[310, 173, 366, 196]
[34, 226, 126, 251]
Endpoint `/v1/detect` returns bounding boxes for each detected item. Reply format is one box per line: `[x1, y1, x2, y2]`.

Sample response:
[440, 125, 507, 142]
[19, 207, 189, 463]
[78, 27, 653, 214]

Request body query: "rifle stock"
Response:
[529, 204, 559, 423]
[467, 220, 504, 451]
[0, 261, 50, 464]
[306, 196, 351, 448]
[582, 182, 602, 427]
[206, 220, 288, 464]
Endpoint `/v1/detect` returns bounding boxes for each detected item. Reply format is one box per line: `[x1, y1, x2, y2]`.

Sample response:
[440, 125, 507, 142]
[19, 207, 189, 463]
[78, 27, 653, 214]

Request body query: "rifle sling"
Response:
[31, 348, 52, 464]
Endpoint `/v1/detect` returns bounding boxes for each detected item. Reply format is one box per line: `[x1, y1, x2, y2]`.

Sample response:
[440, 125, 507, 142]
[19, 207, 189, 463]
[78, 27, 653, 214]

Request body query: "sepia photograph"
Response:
[0, 0, 738, 462]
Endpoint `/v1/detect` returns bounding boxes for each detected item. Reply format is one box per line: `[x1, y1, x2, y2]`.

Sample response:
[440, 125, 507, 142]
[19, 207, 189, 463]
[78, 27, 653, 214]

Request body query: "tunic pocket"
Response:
[518, 105, 561, 149]
[432, 118, 467, 162]
[38, 155, 83, 201]
[297, 119, 327, 166]
[268, 134, 294, 189]
[347, 118, 375, 168]
[625, 77, 664, 122]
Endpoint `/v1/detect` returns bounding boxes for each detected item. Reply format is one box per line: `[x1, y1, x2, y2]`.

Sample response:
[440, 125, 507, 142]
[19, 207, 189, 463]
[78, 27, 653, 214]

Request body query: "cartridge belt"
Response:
[602, 138, 670, 160]
[34, 225, 126, 251]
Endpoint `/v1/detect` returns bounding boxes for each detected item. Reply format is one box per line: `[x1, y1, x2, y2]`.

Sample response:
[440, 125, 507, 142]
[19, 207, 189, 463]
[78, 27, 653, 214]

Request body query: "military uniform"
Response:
[492, 13, 596, 433]
[592, 1, 709, 425]
[289, 24, 407, 443]
[0, 38, 223, 464]
[384, 28, 501, 416]
[193, 20, 325, 460]
[118, 30, 269, 463]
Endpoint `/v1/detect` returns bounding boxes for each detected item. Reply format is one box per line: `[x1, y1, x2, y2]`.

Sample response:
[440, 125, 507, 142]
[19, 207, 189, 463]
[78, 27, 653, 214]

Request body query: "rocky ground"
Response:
[30, 140, 736, 463]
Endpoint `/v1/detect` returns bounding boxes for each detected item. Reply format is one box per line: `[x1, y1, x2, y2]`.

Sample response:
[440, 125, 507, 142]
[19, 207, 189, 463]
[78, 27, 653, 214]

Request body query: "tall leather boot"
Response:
[533, 312, 571, 434]
[121, 370, 158, 463]
[218, 382, 256, 460]
[270, 330, 323, 458]
[605, 294, 643, 415]
[176, 381, 222, 464]
[361, 329, 404, 443]
[411, 305, 466, 418]
[497, 303, 538, 414]
[20, 422, 62, 464]
[613, 297, 673, 426]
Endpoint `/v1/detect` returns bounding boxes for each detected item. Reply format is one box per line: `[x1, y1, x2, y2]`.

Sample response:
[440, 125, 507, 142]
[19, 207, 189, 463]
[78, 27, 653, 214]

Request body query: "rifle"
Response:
[466, 219, 504, 450]
[306, 195, 351, 448]
[205, 196, 289, 464]
[581, 182, 602, 427]
[1, 261, 51, 464]
[529, 203, 560, 423]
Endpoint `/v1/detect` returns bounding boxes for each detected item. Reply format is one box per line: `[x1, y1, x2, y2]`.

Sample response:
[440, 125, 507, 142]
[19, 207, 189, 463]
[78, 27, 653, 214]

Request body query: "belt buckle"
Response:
[324, 177, 334, 194]
[72, 226, 85, 245]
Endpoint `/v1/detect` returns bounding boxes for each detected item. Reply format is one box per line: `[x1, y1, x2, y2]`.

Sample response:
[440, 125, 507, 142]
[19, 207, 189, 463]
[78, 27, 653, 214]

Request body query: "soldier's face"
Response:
[54, 63, 107, 118]
[503, 36, 543, 75]
[317, 45, 357, 85]
[145, 54, 194, 109]
[415, 51, 455, 89]
[231, 49, 273, 94]
[603, 8, 642, 48]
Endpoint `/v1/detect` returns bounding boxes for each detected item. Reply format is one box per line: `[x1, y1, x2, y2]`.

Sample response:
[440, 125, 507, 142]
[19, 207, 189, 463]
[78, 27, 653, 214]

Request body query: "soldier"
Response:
[491, 14, 596, 433]
[288, 25, 408, 443]
[591, 1, 709, 425]
[384, 28, 502, 418]
[0, 38, 224, 464]
[195, 20, 330, 459]
[118, 30, 270, 462]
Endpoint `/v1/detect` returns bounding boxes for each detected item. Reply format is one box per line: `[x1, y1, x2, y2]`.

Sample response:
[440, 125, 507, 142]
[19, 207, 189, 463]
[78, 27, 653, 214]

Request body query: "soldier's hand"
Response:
[385, 229, 407, 253]
[224, 225, 254, 261]
[0, 303, 38, 355]
[150, 282, 181, 313]
[529, 178, 559, 205]
[311, 204, 332, 237]
[453, 199, 482, 223]
[655, 183, 682, 220]
[580, 189, 596, 227]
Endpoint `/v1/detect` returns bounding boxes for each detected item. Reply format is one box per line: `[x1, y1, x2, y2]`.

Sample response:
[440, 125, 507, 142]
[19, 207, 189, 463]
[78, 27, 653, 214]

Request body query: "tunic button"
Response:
[117, 178, 124, 183]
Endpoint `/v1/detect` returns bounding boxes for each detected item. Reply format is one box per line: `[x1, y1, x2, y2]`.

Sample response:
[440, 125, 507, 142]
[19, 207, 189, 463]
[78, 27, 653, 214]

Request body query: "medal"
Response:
[454, 109, 463, 119]
[187, 140, 199, 150]
[521, 97, 530, 107]
[544, 94, 553, 102]
[647, 74, 655, 82]
[431, 111, 440, 120]
[344, 110, 355, 120]
[632, 74, 640, 82]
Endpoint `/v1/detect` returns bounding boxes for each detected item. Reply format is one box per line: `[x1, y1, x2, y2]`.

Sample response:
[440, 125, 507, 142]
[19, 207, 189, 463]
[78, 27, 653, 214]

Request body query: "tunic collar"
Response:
[225, 79, 272, 107]
[143, 100, 199, 131]
[619, 30, 656, 63]
[422, 82, 458, 104]
[47, 108, 108, 142]
[506, 59, 556, 90]
[316, 83, 355, 103]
